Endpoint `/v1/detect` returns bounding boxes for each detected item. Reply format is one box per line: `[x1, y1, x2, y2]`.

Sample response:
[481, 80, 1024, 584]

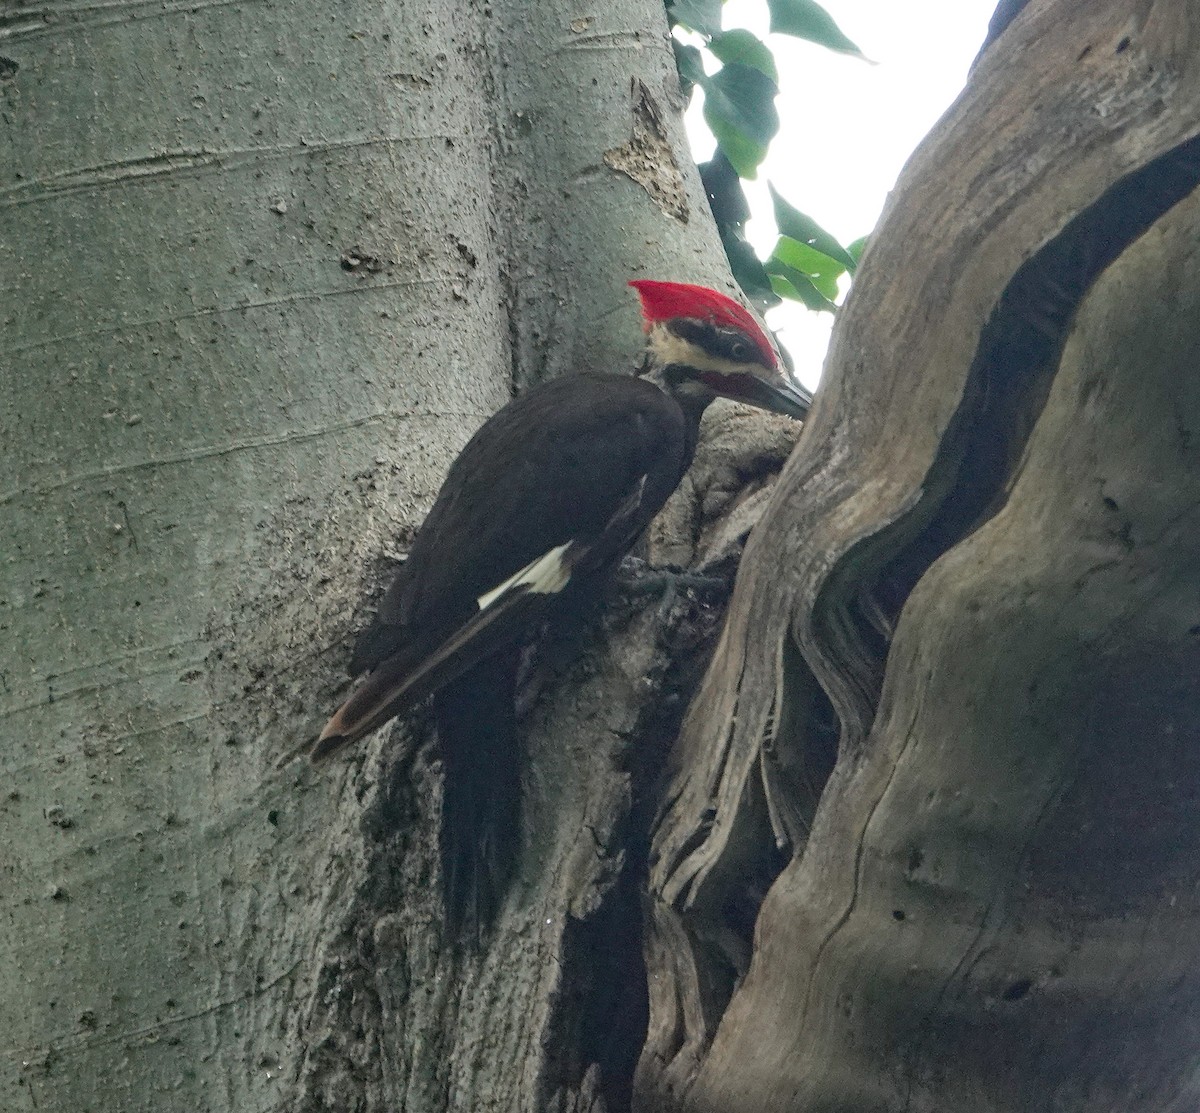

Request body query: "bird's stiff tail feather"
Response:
[435, 650, 522, 943]
[312, 547, 583, 761]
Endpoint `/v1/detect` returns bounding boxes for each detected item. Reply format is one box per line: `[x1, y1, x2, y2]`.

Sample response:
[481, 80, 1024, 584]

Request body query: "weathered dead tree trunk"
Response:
[643, 3, 1200, 1111]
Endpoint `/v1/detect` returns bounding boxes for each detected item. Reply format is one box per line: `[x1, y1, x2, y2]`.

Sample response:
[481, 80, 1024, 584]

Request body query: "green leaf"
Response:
[771, 235, 847, 299]
[668, 0, 722, 37]
[771, 235, 847, 277]
[770, 185, 857, 271]
[766, 267, 838, 312]
[708, 29, 778, 83]
[767, 0, 865, 58]
[768, 251, 835, 304]
[703, 63, 779, 179]
[673, 41, 706, 97]
[846, 234, 869, 264]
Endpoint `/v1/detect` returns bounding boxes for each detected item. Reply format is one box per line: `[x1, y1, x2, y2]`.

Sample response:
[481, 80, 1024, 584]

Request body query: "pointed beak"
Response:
[741, 374, 813, 419]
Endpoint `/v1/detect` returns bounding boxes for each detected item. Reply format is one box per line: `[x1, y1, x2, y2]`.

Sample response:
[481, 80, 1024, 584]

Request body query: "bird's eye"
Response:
[728, 339, 751, 361]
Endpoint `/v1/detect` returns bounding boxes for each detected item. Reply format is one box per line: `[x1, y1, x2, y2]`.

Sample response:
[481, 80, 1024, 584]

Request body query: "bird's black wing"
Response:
[352, 373, 684, 669]
[313, 469, 653, 757]
[314, 373, 686, 757]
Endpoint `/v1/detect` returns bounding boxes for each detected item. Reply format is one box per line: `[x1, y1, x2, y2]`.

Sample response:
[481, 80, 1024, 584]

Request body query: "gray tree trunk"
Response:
[643, 2, 1200, 1111]
[1, 1, 747, 1110]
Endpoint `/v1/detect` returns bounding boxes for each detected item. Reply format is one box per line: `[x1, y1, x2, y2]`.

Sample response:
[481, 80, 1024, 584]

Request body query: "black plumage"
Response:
[318, 373, 694, 755]
[313, 281, 812, 936]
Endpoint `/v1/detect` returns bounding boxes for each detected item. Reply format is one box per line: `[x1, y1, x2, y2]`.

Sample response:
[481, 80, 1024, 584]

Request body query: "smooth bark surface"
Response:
[2, 2, 511, 1108]
[644, 2, 1200, 1110]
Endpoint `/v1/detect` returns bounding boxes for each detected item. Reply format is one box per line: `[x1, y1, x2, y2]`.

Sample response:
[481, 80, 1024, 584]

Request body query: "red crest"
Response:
[629, 280, 777, 369]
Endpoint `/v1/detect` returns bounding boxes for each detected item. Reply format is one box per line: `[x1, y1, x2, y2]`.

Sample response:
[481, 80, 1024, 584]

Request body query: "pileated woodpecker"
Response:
[314, 280, 811, 932]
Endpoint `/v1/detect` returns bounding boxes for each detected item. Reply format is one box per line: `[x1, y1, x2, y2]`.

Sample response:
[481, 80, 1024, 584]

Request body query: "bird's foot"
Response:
[615, 556, 731, 603]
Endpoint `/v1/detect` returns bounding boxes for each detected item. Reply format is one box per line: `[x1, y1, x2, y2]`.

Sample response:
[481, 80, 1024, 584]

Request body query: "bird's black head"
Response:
[630, 280, 813, 419]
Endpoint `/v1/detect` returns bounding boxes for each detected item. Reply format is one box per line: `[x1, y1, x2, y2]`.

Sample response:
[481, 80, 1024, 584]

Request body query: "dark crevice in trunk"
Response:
[817, 130, 1200, 751]
[668, 765, 791, 1038]
[540, 589, 730, 1110]
[675, 638, 839, 1037]
[545, 857, 650, 1113]
[771, 635, 840, 846]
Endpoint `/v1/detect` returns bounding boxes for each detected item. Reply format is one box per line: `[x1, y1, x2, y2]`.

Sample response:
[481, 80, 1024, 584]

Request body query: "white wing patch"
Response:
[477, 543, 573, 611]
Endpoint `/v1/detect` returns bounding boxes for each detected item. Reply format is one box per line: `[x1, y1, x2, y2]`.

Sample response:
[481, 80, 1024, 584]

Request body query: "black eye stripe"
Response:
[711, 327, 755, 362]
[666, 318, 758, 362]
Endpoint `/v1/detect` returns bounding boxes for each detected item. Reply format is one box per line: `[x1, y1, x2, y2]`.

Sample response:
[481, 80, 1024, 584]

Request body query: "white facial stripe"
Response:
[477, 543, 572, 611]
[646, 324, 770, 378]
